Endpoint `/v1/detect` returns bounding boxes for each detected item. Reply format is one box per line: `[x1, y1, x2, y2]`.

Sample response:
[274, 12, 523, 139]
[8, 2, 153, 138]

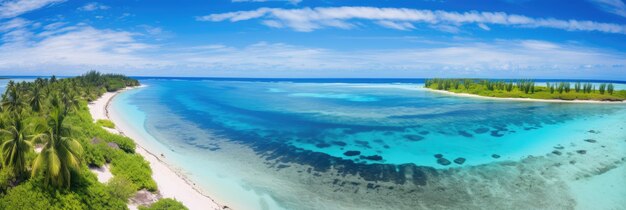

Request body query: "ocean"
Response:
[108, 78, 626, 210]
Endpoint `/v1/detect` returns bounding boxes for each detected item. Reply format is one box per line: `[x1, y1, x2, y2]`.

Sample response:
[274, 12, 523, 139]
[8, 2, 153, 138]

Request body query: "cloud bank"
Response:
[198, 7, 626, 34]
[0, 0, 65, 19]
[0, 18, 624, 78]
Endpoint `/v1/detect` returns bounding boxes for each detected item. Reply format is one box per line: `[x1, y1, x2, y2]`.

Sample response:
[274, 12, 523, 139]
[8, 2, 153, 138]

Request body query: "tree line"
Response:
[425, 78, 618, 95]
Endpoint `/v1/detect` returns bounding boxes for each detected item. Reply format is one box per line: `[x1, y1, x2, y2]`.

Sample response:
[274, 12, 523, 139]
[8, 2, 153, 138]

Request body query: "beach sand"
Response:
[88, 87, 224, 210]
[89, 164, 113, 183]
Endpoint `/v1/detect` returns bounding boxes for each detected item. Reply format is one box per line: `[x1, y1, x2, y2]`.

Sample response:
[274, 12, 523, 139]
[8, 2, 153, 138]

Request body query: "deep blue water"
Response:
[111, 78, 626, 210]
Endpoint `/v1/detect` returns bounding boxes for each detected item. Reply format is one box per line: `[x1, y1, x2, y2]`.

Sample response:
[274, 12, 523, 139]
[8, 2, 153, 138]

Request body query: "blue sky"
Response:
[0, 0, 625, 79]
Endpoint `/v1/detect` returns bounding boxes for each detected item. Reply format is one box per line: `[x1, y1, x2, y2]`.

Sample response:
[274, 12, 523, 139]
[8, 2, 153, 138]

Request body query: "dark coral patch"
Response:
[458, 131, 473, 138]
[437, 158, 451, 166]
[434, 154, 443, 158]
[419, 131, 430, 135]
[490, 130, 504, 137]
[576, 150, 587, 155]
[315, 142, 331, 148]
[552, 150, 562, 155]
[491, 154, 501, 159]
[331, 141, 347, 146]
[343, 150, 361, 156]
[404, 135, 425, 142]
[588, 130, 600, 134]
[453, 158, 466, 165]
[584, 139, 597, 143]
[473, 127, 490, 134]
[362, 155, 383, 161]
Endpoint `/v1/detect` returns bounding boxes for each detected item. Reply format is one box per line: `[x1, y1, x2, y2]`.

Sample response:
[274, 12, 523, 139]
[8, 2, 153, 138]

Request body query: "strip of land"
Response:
[88, 87, 224, 210]
[426, 88, 626, 104]
[424, 79, 626, 103]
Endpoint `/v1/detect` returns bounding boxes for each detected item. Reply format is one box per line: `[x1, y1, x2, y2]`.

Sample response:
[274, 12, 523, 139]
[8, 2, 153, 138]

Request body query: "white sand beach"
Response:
[90, 164, 113, 183]
[88, 87, 224, 210]
[425, 88, 626, 103]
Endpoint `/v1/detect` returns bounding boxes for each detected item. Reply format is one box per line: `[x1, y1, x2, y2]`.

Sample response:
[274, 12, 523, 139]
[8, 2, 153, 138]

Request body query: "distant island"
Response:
[425, 79, 626, 102]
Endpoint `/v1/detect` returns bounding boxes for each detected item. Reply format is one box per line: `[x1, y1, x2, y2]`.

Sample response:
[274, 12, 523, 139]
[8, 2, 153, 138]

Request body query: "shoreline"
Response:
[88, 86, 225, 210]
[425, 88, 626, 104]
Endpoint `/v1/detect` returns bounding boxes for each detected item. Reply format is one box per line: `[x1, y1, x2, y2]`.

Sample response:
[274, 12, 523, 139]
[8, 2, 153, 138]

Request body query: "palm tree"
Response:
[31, 108, 82, 189]
[0, 113, 33, 178]
[59, 84, 80, 115]
[1, 82, 26, 112]
[29, 86, 45, 112]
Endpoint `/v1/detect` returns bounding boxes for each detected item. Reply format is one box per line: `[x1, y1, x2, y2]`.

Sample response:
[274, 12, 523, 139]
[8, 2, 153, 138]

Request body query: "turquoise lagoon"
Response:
[110, 79, 626, 210]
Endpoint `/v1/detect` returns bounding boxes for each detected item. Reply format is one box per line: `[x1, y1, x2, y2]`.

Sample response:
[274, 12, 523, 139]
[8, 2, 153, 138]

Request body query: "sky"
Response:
[0, 0, 625, 79]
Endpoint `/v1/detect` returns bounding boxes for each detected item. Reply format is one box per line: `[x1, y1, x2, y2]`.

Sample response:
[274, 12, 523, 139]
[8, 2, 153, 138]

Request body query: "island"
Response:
[0, 72, 190, 210]
[424, 79, 626, 102]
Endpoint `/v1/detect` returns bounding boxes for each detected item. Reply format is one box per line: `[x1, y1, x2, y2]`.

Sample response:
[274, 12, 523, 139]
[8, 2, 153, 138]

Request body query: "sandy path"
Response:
[88, 87, 224, 210]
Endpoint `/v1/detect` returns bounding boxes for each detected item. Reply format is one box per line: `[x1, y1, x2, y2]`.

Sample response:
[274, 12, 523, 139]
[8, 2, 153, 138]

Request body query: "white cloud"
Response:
[0, 18, 624, 78]
[478, 23, 490, 31]
[197, 7, 626, 34]
[588, 0, 626, 17]
[78, 2, 109, 12]
[0, 0, 65, 19]
[376, 21, 415, 31]
[0, 21, 161, 75]
[0, 17, 29, 31]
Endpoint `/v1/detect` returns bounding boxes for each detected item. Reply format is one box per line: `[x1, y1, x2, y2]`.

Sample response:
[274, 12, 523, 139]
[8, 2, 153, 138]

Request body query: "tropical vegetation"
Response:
[0, 71, 184, 209]
[424, 79, 626, 101]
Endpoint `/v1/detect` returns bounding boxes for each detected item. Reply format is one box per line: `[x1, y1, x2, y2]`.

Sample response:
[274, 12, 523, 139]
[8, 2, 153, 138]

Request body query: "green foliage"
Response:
[139, 198, 189, 210]
[109, 152, 157, 191]
[96, 119, 116, 129]
[0, 71, 149, 209]
[599, 83, 606, 94]
[107, 176, 137, 201]
[0, 180, 56, 210]
[0, 112, 34, 178]
[0, 166, 17, 194]
[31, 108, 84, 189]
[0, 179, 84, 210]
[82, 141, 109, 167]
[424, 79, 626, 101]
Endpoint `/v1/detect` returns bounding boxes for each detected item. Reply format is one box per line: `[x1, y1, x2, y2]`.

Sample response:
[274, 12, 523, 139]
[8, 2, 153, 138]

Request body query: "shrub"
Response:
[139, 198, 188, 210]
[0, 180, 85, 210]
[83, 142, 108, 167]
[0, 167, 17, 194]
[107, 176, 137, 201]
[96, 119, 116, 128]
[110, 152, 157, 191]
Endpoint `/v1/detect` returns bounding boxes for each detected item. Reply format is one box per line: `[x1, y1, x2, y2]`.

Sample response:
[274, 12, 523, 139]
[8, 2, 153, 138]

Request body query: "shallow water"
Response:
[111, 79, 626, 210]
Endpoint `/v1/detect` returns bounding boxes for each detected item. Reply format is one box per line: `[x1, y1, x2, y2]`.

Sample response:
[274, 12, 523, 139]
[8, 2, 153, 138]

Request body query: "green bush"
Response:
[96, 119, 116, 128]
[76, 181, 129, 210]
[0, 167, 16, 194]
[139, 198, 188, 210]
[107, 176, 137, 201]
[83, 142, 108, 167]
[110, 152, 157, 191]
[0, 180, 85, 210]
